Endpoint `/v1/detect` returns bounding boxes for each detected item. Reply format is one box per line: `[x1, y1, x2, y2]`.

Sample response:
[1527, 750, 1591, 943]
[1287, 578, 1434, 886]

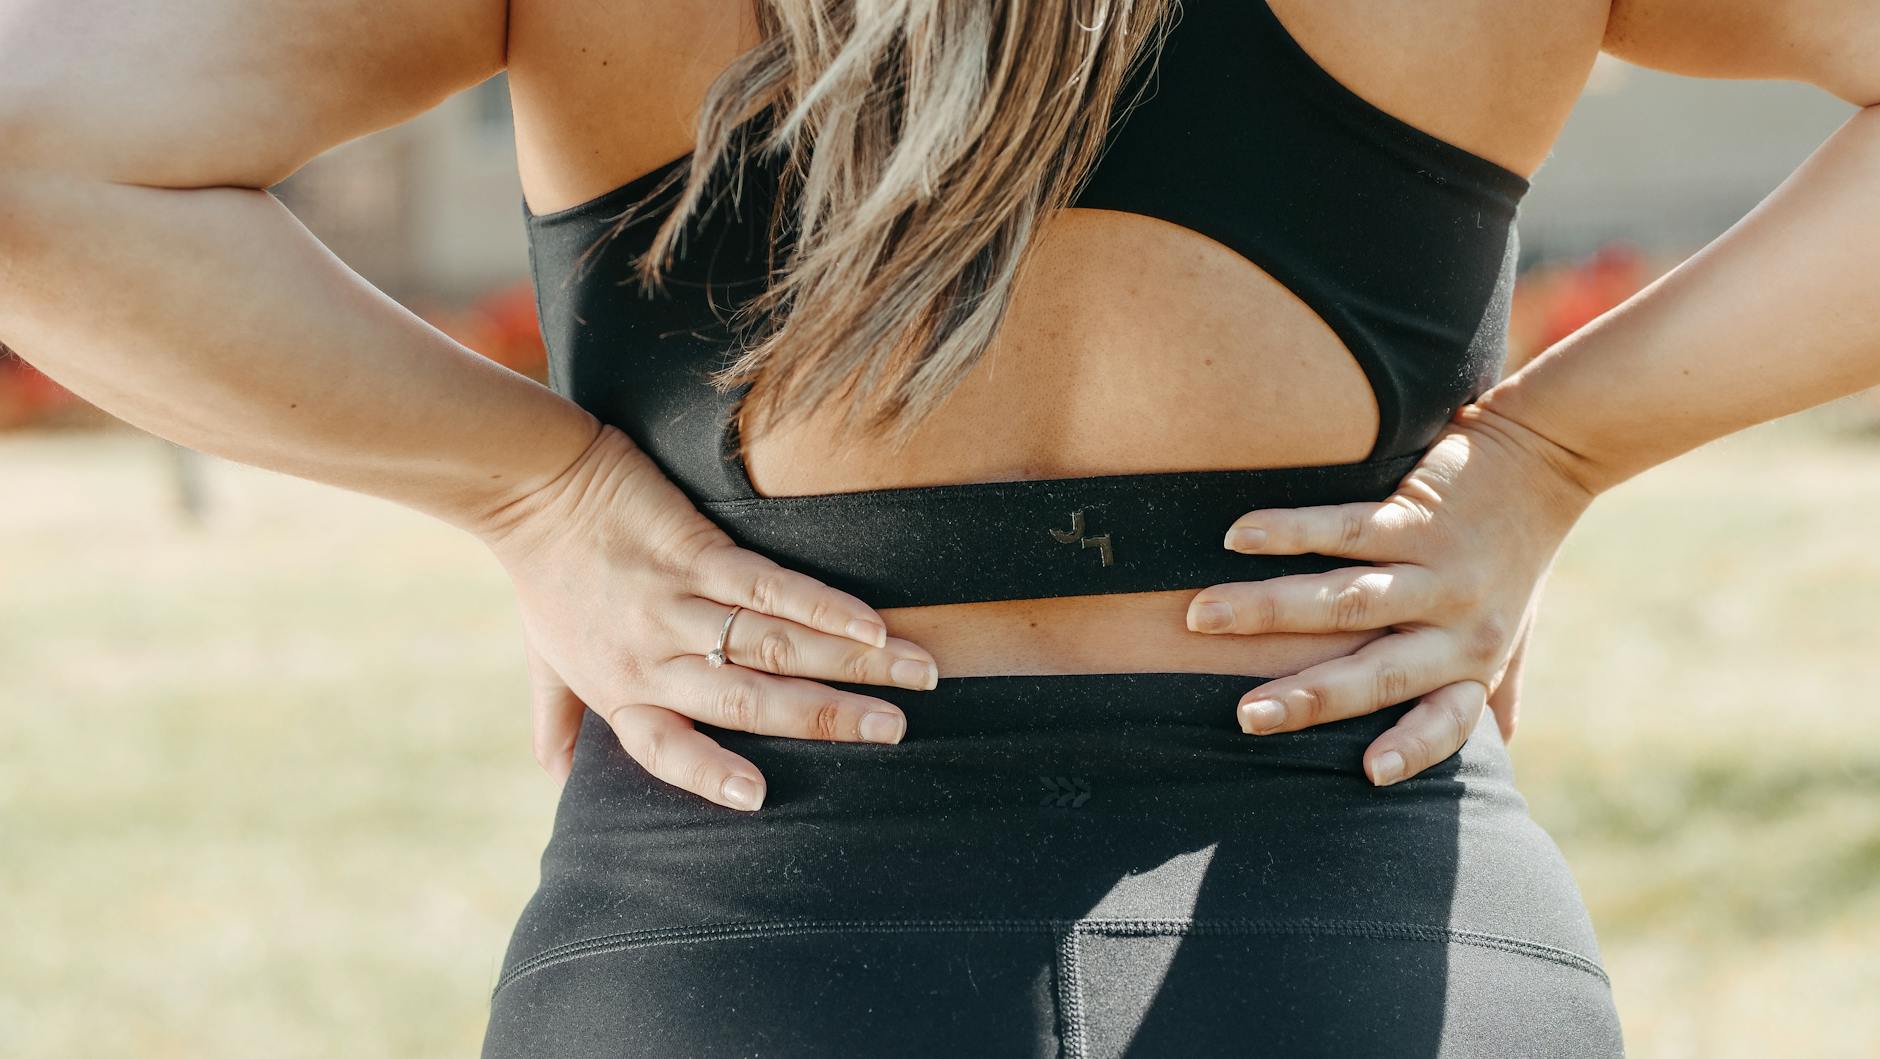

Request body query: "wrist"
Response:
[1467, 375, 1627, 503]
[1450, 393, 1604, 530]
[455, 408, 608, 555]
[468, 420, 672, 571]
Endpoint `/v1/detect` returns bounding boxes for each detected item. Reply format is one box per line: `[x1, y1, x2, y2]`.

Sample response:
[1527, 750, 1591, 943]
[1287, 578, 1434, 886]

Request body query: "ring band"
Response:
[706, 604, 742, 669]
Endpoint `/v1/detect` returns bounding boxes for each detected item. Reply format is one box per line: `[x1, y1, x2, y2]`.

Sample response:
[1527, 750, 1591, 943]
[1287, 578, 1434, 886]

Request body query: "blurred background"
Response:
[4, 56, 1878, 1057]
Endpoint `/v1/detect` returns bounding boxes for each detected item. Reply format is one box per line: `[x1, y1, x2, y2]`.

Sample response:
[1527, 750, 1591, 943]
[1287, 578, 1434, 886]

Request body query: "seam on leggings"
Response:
[492, 916, 1610, 998]
[1055, 930, 1088, 1059]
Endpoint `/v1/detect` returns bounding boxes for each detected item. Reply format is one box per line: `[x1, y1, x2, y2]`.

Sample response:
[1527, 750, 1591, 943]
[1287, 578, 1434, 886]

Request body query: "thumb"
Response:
[523, 632, 585, 787]
[1487, 618, 1531, 745]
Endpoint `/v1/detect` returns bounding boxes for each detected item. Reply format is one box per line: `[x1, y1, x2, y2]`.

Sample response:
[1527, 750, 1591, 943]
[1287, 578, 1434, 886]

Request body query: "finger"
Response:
[601, 702, 769, 811]
[1222, 497, 1422, 560]
[1363, 680, 1489, 787]
[656, 654, 909, 745]
[524, 635, 585, 786]
[1185, 563, 1443, 636]
[1237, 626, 1460, 735]
[690, 545, 891, 648]
[673, 595, 938, 691]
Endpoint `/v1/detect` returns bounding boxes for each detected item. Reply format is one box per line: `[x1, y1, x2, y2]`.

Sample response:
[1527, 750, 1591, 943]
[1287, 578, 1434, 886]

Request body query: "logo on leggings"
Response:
[1048, 509, 1114, 566]
[1039, 776, 1092, 808]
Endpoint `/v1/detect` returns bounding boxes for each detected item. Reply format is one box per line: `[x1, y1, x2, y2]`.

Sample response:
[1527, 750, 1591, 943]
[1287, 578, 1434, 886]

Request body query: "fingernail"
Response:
[1239, 699, 1284, 733]
[847, 619, 888, 648]
[1188, 600, 1233, 633]
[1371, 751, 1405, 786]
[860, 710, 906, 744]
[721, 775, 764, 811]
[891, 658, 938, 690]
[1224, 526, 1267, 551]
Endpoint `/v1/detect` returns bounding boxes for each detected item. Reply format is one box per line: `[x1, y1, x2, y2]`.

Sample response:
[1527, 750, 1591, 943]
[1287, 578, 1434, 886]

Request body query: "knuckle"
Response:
[1336, 509, 1368, 553]
[1372, 661, 1414, 705]
[674, 538, 725, 591]
[748, 571, 785, 613]
[715, 678, 762, 731]
[617, 710, 662, 770]
[1464, 615, 1510, 665]
[1398, 729, 1439, 771]
[840, 648, 876, 684]
[1247, 589, 1281, 634]
[1293, 684, 1329, 726]
[679, 754, 719, 797]
[755, 629, 797, 673]
[1378, 498, 1429, 552]
[615, 651, 650, 689]
[1446, 569, 1490, 612]
[1441, 691, 1478, 748]
[804, 595, 835, 633]
[1329, 582, 1372, 630]
[806, 699, 845, 741]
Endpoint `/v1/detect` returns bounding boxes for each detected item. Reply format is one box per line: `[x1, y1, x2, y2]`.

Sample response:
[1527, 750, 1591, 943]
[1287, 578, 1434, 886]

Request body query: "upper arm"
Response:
[1603, 0, 1880, 106]
[0, 0, 509, 189]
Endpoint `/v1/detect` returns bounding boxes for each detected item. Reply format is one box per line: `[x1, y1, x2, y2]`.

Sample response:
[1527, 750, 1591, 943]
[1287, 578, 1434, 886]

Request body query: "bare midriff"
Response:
[876, 591, 1387, 681]
[740, 209, 1392, 680]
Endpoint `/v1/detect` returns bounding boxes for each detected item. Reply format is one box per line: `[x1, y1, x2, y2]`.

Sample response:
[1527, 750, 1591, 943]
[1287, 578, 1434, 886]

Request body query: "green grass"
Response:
[2, 405, 1877, 1057]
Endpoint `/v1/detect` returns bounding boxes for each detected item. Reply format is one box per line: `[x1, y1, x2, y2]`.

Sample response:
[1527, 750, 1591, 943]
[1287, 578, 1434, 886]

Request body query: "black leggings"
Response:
[483, 671, 1624, 1057]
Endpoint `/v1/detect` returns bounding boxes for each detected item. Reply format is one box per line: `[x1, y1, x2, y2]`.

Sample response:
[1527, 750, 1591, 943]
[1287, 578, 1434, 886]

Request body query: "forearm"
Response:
[0, 170, 601, 537]
[1476, 104, 1880, 496]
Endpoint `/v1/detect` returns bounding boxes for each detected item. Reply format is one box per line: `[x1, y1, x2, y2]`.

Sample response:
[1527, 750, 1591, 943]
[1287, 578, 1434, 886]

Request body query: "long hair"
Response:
[608, 0, 1181, 451]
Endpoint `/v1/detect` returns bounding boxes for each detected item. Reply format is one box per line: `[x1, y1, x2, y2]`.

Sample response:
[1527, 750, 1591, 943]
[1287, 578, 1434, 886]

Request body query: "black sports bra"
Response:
[524, 1, 1531, 608]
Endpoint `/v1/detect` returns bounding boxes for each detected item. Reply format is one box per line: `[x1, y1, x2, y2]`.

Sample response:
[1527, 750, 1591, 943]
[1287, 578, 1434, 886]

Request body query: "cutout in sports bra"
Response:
[522, 0, 1531, 607]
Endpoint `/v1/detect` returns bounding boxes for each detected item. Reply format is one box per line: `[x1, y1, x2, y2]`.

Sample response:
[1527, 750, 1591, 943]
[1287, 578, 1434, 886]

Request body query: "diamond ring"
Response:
[706, 604, 743, 668]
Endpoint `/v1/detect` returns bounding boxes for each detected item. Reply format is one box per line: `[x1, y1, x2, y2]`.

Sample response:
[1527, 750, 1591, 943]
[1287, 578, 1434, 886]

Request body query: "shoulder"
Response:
[506, 0, 756, 214]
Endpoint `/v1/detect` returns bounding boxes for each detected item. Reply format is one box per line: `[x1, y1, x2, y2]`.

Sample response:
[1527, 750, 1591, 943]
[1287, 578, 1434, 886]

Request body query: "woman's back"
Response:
[507, 0, 1610, 677]
[487, 14, 1630, 1040]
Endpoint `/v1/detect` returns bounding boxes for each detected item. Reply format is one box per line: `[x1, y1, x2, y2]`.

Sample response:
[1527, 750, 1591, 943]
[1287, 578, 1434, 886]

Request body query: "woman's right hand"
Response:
[475, 424, 939, 812]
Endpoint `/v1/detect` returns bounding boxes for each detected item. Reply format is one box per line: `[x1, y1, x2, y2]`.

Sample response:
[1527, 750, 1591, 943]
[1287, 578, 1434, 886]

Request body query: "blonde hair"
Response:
[607, 0, 1180, 451]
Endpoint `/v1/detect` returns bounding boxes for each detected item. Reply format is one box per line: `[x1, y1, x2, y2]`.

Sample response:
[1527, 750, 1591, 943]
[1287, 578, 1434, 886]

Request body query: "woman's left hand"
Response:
[1183, 401, 1599, 787]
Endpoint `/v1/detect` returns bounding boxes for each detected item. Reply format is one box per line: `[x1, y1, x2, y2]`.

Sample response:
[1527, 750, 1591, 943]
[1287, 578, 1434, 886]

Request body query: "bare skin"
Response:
[508, 0, 1604, 679]
[3, 0, 1875, 810]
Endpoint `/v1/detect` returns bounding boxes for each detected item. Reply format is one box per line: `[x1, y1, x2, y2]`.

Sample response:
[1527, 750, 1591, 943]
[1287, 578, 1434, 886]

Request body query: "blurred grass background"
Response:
[3, 398, 1877, 1057]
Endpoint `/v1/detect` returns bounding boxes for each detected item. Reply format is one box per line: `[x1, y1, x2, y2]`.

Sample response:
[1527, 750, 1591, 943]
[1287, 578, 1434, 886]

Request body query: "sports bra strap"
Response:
[696, 453, 1422, 608]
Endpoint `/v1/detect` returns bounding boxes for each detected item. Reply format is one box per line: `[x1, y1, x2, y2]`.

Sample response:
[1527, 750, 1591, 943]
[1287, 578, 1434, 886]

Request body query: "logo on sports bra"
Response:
[1048, 509, 1114, 567]
[1039, 776, 1092, 809]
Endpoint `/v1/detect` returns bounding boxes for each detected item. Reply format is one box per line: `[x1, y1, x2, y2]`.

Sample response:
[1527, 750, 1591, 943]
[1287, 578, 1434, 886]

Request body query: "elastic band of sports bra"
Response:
[696, 452, 1422, 609]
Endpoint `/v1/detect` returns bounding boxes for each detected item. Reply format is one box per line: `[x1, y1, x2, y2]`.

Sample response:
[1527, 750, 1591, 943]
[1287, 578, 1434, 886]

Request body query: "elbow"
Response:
[1828, 81, 1880, 111]
[1816, 29, 1880, 108]
[1845, 99, 1880, 138]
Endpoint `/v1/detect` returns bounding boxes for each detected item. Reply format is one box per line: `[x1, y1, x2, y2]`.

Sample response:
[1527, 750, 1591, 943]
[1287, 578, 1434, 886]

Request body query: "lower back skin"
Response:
[743, 210, 1396, 681]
